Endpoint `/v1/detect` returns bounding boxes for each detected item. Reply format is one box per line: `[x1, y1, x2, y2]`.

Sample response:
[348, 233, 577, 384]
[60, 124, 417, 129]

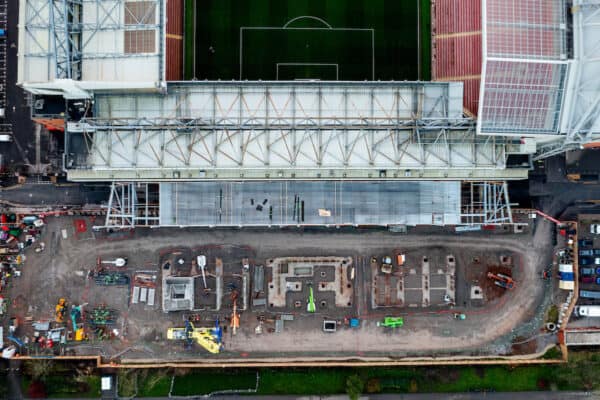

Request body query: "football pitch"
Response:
[184, 0, 430, 81]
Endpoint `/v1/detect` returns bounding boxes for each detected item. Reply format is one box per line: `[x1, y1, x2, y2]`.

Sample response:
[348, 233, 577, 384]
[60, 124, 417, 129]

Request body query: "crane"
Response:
[534, 210, 562, 226]
[307, 285, 316, 313]
[487, 272, 515, 290]
[98, 257, 127, 267]
[230, 290, 240, 335]
[197, 255, 207, 288]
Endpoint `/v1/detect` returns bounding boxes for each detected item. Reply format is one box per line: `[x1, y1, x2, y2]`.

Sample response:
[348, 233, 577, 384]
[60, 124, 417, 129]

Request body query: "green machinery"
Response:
[94, 272, 129, 286]
[307, 285, 316, 313]
[377, 316, 404, 328]
[87, 305, 117, 327]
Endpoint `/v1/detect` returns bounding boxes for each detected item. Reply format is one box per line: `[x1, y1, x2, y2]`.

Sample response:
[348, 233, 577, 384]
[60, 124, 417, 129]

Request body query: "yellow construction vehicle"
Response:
[55, 298, 66, 323]
[75, 328, 86, 341]
[167, 320, 223, 354]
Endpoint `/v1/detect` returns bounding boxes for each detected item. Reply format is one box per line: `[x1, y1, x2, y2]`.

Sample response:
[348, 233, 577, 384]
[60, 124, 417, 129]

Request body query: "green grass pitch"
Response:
[184, 0, 430, 81]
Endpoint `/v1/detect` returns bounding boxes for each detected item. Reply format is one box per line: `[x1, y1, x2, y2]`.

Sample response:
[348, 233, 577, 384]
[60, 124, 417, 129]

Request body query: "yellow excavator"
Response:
[167, 319, 223, 354]
[55, 298, 66, 323]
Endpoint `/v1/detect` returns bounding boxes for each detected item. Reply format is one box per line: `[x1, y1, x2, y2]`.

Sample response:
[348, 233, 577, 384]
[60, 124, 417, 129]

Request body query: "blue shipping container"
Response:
[560, 272, 574, 281]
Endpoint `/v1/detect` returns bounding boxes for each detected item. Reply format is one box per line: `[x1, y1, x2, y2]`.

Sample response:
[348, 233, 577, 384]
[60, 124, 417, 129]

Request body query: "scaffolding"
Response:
[104, 182, 160, 227]
[460, 181, 512, 225]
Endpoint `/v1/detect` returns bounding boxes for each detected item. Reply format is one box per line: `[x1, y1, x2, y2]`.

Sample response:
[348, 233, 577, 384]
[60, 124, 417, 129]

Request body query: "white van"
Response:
[575, 305, 600, 317]
[0, 134, 12, 142]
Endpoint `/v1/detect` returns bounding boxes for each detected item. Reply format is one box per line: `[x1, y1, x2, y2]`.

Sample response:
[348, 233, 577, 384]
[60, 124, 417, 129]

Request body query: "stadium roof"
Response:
[478, 0, 600, 154]
[18, 0, 164, 91]
[65, 81, 528, 182]
[560, 0, 600, 141]
[478, 0, 569, 136]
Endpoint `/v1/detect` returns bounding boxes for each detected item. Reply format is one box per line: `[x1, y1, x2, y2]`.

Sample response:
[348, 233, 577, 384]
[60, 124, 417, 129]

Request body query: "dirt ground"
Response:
[3, 216, 556, 361]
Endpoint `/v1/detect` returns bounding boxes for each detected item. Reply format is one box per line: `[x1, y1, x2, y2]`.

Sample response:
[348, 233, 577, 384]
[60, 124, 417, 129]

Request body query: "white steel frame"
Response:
[68, 82, 511, 175]
[104, 182, 159, 227]
[22, 0, 162, 81]
[460, 181, 512, 225]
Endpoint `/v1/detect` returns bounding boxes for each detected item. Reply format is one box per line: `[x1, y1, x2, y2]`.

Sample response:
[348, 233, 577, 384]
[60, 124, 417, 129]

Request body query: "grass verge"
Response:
[172, 370, 256, 396]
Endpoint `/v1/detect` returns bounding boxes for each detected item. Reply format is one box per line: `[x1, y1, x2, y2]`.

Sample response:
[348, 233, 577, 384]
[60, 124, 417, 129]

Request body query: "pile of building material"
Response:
[131, 273, 157, 306]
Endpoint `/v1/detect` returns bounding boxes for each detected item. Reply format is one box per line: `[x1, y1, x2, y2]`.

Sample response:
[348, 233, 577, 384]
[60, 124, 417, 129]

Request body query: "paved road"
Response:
[0, 182, 109, 206]
[3, 0, 36, 168]
[134, 392, 600, 400]
[529, 154, 600, 218]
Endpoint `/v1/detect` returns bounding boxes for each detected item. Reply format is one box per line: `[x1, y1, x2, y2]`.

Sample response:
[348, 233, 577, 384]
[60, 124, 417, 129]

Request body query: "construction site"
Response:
[0, 0, 597, 369]
[0, 212, 566, 363]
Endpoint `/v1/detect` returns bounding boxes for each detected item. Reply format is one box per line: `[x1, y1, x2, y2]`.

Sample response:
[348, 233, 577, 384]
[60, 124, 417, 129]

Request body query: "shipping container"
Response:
[559, 264, 573, 272]
[560, 272, 574, 281]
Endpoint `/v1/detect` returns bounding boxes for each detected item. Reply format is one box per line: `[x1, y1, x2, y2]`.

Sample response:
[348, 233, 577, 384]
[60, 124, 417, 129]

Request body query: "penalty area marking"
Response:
[276, 63, 340, 81]
[239, 25, 374, 80]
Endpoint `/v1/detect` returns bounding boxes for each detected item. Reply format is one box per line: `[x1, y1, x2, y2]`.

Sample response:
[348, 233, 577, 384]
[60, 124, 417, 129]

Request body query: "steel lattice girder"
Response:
[71, 82, 514, 173]
[81, 127, 505, 170]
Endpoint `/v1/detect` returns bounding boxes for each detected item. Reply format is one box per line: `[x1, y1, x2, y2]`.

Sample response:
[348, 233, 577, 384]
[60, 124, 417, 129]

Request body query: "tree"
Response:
[346, 374, 364, 400]
[27, 381, 47, 398]
[25, 359, 55, 382]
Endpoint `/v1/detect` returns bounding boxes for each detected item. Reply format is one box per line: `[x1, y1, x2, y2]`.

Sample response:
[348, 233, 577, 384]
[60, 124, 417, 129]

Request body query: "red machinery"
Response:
[487, 272, 515, 290]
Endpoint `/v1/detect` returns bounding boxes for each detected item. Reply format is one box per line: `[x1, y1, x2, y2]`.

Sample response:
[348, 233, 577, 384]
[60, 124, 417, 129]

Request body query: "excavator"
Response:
[167, 319, 223, 354]
[70, 303, 87, 341]
[55, 298, 67, 323]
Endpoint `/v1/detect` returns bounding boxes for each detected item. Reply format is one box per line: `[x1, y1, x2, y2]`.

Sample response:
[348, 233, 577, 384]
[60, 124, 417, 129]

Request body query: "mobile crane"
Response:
[487, 272, 515, 290]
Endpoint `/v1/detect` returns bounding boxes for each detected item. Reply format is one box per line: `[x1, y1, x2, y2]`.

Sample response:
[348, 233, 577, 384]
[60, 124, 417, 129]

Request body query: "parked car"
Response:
[591, 224, 600, 235]
[580, 249, 594, 256]
[579, 239, 594, 247]
[594, 249, 600, 256]
[596, 277, 600, 285]
[581, 267, 596, 275]
[580, 257, 592, 265]
[581, 276, 595, 283]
